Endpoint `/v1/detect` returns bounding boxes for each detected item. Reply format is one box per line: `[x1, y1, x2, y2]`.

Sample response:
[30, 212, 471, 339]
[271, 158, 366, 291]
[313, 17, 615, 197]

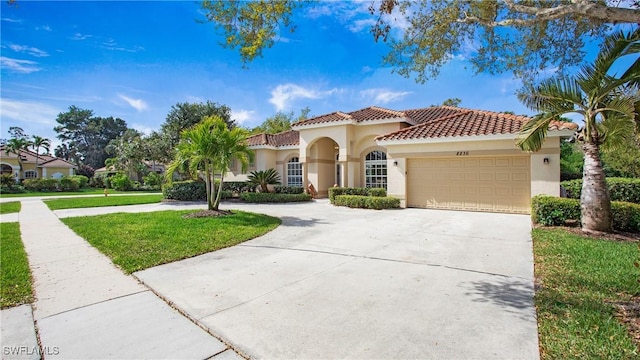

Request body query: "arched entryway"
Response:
[0, 164, 13, 175]
[305, 137, 340, 198]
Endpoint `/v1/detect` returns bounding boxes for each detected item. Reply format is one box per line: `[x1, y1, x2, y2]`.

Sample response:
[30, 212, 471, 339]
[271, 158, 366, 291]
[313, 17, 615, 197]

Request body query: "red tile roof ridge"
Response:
[411, 108, 475, 127]
[366, 106, 406, 118]
[292, 111, 352, 127]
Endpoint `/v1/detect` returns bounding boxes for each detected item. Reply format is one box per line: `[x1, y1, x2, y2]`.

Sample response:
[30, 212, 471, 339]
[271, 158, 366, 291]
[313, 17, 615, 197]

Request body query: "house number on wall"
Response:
[456, 151, 469, 156]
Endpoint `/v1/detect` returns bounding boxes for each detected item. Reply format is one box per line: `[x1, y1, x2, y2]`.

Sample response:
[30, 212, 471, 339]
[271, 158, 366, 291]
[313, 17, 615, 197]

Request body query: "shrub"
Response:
[0, 185, 24, 194]
[531, 195, 581, 226]
[611, 202, 640, 233]
[328, 187, 369, 203]
[240, 192, 312, 203]
[76, 164, 95, 178]
[273, 186, 305, 194]
[367, 188, 387, 197]
[143, 172, 162, 187]
[70, 175, 89, 188]
[23, 178, 58, 192]
[222, 181, 253, 194]
[90, 174, 106, 188]
[110, 173, 132, 191]
[58, 176, 80, 191]
[162, 180, 207, 201]
[561, 178, 640, 204]
[334, 195, 400, 210]
[247, 169, 281, 193]
[531, 195, 640, 233]
[0, 173, 15, 187]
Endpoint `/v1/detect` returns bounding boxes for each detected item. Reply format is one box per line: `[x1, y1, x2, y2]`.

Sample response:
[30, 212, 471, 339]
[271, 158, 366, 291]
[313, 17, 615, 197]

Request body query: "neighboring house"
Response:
[0, 145, 77, 180]
[226, 105, 577, 214]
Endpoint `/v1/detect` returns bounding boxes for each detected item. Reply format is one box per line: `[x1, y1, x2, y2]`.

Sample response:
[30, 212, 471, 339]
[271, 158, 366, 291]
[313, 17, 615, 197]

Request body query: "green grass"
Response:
[0, 188, 160, 198]
[533, 228, 640, 359]
[0, 201, 21, 214]
[0, 222, 33, 308]
[45, 194, 164, 210]
[62, 210, 281, 273]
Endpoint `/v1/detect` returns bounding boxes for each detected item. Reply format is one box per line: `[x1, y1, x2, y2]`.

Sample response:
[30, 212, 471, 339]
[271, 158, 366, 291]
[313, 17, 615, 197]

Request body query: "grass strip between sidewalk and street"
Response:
[45, 194, 164, 210]
[0, 201, 21, 214]
[0, 222, 33, 308]
[62, 210, 281, 273]
[533, 228, 640, 359]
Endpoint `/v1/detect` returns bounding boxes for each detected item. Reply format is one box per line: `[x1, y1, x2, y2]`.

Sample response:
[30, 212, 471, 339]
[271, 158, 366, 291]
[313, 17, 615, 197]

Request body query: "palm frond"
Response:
[516, 113, 554, 152]
[599, 113, 637, 152]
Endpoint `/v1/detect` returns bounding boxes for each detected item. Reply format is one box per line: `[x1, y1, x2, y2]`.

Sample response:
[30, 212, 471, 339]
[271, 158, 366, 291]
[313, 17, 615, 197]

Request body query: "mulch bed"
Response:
[611, 296, 640, 348]
[182, 210, 233, 218]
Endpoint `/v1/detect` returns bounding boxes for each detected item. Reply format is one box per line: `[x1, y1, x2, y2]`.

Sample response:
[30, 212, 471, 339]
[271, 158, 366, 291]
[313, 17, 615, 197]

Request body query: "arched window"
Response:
[0, 164, 12, 175]
[24, 170, 37, 179]
[287, 157, 302, 187]
[364, 150, 387, 189]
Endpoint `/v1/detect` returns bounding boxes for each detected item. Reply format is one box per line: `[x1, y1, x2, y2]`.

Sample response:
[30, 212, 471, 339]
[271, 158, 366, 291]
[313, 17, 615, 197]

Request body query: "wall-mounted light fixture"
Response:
[543, 158, 550, 165]
[393, 160, 398, 166]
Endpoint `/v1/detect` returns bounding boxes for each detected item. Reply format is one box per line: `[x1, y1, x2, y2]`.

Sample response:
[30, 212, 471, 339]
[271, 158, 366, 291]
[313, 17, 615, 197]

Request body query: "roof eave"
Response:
[292, 119, 357, 130]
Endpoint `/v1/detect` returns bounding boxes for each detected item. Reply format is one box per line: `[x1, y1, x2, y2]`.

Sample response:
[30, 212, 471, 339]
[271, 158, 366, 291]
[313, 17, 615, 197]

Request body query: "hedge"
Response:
[531, 195, 640, 233]
[23, 178, 58, 192]
[334, 195, 400, 210]
[273, 186, 305, 194]
[240, 192, 312, 203]
[328, 187, 387, 203]
[561, 177, 640, 204]
[162, 180, 207, 201]
[223, 181, 253, 194]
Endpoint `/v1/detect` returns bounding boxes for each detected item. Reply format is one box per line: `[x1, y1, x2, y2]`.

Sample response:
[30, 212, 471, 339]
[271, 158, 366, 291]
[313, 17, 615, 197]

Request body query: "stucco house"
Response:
[0, 145, 77, 181]
[225, 105, 577, 214]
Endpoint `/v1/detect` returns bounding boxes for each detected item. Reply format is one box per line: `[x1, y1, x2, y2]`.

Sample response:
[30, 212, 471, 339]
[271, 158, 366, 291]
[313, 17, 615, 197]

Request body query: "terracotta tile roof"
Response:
[39, 158, 77, 168]
[376, 107, 578, 142]
[292, 111, 353, 127]
[247, 130, 299, 147]
[0, 145, 64, 165]
[349, 106, 406, 122]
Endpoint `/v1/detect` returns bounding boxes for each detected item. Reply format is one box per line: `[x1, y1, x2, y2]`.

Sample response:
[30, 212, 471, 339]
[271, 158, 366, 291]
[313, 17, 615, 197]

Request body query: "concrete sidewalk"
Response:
[1, 199, 240, 359]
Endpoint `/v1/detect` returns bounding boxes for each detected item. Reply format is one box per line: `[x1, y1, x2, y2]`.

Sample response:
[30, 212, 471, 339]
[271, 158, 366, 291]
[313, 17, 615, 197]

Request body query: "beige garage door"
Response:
[407, 156, 530, 214]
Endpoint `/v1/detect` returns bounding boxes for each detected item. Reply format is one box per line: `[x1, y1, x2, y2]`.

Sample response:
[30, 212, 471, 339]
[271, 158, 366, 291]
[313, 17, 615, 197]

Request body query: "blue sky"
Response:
[0, 1, 605, 149]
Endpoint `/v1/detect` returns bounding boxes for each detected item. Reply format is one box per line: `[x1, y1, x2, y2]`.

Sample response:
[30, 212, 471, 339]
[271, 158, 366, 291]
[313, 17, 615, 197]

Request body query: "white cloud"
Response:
[231, 109, 255, 125]
[347, 18, 376, 33]
[360, 88, 412, 104]
[1, 18, 21, 23]
[71, 33, 92, 40]
[0, 98, 59, 126]
[101, 39, 144, 53]
[8, 44, 49, 57]
[269, 83, 341, 111]
[0, 57, 41, 73]
[131, 123, 154, 135]
[37, 25, 52, 31]
[361, 66, 374, 73]
[118, 94, 148, 112]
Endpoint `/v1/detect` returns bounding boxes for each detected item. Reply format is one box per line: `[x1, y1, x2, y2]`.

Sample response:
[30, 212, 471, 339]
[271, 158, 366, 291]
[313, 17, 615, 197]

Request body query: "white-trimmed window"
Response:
[287, 157, 303, 187]
[24, 170, 37, 179]
[364, 150, 387, 189]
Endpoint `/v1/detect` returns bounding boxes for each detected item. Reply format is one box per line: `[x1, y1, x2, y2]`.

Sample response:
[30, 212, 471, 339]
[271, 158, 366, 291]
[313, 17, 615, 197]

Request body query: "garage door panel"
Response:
[407, 156, 530, 214]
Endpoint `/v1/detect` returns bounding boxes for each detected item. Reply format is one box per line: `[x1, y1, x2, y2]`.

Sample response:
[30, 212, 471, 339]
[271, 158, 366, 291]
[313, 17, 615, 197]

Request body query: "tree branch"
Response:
[459, 0, 640, 27]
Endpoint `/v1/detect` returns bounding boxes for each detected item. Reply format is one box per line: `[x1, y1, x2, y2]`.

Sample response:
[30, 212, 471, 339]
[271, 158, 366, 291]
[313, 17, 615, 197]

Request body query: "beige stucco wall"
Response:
[530, 136, 561, 197]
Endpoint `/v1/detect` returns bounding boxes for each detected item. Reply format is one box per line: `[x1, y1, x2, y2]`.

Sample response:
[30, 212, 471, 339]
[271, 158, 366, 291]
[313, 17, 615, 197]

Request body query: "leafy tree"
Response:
[166, 116, 252, 211]
[30, 135, 51, 178]
[247, 169, 281, 193]
[602, 136, 640, 178]
[560, 141, 584, 181]
[250, 107, 310, 134]
[516, 28, 639, 233]
[161, 101, 236, 147]
[144, 131, 173, 169]
[105, 129, 148, 181]
[53, 106, 128, 168]
[76, 164, 95, 179]
[200, 0, 639, 82]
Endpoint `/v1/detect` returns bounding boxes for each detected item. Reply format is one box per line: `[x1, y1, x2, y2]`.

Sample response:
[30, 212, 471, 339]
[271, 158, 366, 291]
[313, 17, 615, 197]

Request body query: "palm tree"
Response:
[516, 28, 639, 233]
[166, 116, 253, 211]
[31, 135, 51, 178]
[247, 168, 281, 193]
[5, 138, 31, 180]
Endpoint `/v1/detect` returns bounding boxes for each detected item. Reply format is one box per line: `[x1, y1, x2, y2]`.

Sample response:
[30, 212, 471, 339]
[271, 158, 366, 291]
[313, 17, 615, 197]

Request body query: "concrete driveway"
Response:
[135, 200, 538, 359]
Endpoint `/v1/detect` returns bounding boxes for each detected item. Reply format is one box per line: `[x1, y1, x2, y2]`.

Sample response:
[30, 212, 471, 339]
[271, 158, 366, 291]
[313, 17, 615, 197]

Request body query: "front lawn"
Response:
[45, 194, 164, 210]
[0, 222, 33, 308]
[0, 189, 161, 198]
[533, 228, 640, 359]
[62, 210, 281, 273]
[0, 201, 21, 214]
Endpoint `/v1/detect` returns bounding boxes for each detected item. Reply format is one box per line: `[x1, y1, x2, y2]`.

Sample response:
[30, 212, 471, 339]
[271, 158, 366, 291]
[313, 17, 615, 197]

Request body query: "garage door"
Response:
[407, 156, 530, 214]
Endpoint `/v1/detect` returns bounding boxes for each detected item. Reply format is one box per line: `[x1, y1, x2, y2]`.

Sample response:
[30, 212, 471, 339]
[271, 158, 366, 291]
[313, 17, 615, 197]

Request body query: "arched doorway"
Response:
[306, 137, 340, 198]
[0, 164, 13, 175]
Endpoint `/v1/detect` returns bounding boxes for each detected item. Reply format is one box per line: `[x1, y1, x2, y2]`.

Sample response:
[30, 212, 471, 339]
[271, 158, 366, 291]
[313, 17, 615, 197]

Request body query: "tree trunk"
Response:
[580, 142, 612, 233]
[204, 167, 213, 211]
[213, 173, 224, 211]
